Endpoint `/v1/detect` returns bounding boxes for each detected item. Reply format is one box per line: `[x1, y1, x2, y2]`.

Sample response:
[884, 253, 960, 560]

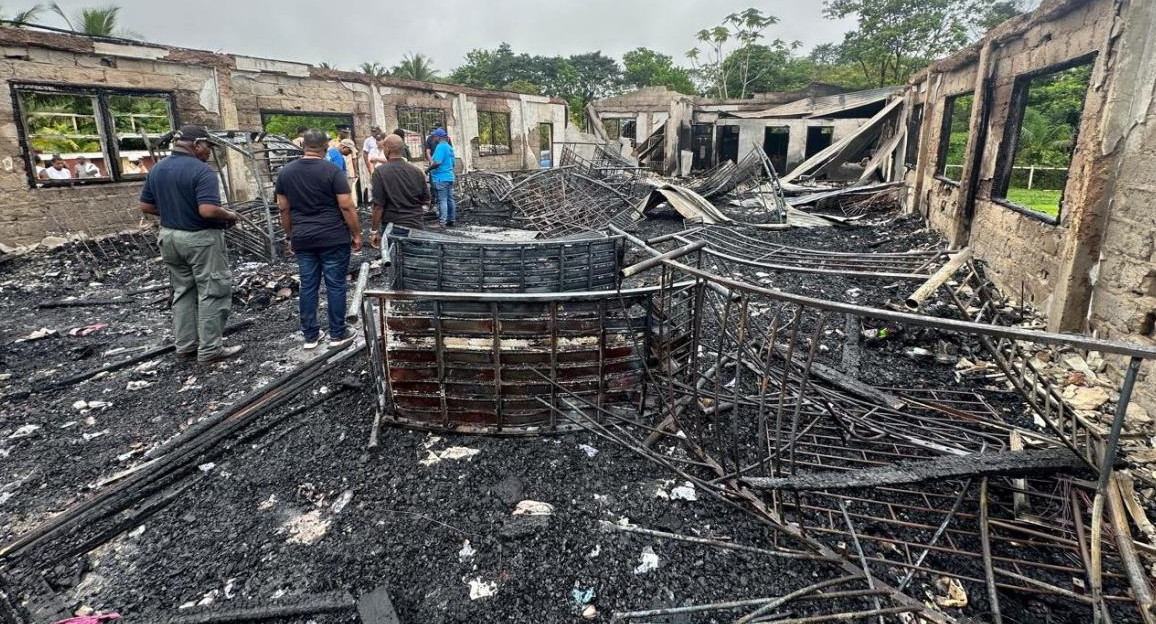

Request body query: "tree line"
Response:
[1, 0, 1035, 119]
[357, 1, 1034, 121]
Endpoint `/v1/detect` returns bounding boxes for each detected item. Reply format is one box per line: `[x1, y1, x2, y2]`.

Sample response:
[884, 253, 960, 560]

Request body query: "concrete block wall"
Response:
[0, 28, 567, 246]
[906, 0, 1156, 415]
[0, 32, 223, 245]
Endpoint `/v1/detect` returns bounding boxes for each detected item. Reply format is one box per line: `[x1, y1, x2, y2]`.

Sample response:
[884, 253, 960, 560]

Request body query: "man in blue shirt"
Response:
[427, 128, 456, 227]
[325, 139, 350, 173]
[139, 124, 244, 364]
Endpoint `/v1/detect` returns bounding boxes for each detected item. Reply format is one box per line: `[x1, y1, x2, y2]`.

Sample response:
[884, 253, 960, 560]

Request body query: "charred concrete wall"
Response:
[904, 0, 1156, 415]
[0, 28, 567, 246]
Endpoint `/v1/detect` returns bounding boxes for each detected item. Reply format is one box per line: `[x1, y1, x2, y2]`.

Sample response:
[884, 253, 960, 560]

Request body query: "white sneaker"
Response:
[303, 338, 320, 350]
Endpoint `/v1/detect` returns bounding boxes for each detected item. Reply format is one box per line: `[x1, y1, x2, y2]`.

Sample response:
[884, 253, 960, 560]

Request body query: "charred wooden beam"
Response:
[741, 448, 1093, 492]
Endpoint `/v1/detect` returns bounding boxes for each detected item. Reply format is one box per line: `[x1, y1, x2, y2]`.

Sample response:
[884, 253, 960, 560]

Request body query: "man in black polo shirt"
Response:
[370, 134, 429, 247]
[139, 124, 244, 364]
[276, 128, 363, 350]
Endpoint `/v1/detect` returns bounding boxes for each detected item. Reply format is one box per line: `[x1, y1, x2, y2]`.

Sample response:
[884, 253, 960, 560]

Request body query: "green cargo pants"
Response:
[158, 227, 232, 361]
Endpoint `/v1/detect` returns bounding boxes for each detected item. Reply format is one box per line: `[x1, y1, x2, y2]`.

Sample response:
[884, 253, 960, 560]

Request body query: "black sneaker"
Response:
[328, 327, 357, 349]
[446, 221, 455, 227]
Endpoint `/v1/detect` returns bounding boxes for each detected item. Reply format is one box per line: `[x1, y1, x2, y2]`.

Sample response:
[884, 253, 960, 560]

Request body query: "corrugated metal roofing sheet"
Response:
[721, 86, 902, 119]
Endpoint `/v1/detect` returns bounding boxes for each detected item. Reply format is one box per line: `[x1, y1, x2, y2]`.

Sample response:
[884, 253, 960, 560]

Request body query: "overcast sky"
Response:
[42, 0, 857, 74]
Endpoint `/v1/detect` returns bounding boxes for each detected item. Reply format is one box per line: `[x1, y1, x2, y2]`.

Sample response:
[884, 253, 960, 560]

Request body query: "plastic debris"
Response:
[198, 463, 216, 472]
[16, 327, 58, 342]
[670, 482, 698, 501]
[930, 576, 968, 608]
[125, 380, 152, 391]
[68, 323, 107, 337]
[513, 500, 554, 516]
[587, 544, 601, 558]
[458, 539, 476, 562]
[467, 577, 497, 600]
[8, 424, 40, 439]
[282, 509, 330, 545]
[48, 615, 121, 624]
[578, 444, 599, 457]
[331, 489, 354, 514]
[633, 546, 660, 574]
[420, 446, 480, 466]
[572, 587, 596, 612]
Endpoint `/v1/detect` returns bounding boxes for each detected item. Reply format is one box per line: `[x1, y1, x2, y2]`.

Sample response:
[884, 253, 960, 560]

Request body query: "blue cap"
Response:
[432, 128, 447, 137]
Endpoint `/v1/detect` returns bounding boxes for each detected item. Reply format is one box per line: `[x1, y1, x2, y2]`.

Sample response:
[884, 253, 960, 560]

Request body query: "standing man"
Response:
[370, 133, 429, 247]
[362, 125, 383, 172]
[139, 124, 243, 364]
[74, 155, 99, 179]
[428, 128, 457, 227]
[276, 128, 362, 350]
[326, 140, 349, 172]
[339, 138, 358, 204]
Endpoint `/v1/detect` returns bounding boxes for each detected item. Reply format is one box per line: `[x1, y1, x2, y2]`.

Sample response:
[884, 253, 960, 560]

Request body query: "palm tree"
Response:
[391, 53, 438, 82]
[359, 62, 388, 79]
[50, 3, 140, 38]
[1, 3, 43, 25]
[318, 62, 335, 71]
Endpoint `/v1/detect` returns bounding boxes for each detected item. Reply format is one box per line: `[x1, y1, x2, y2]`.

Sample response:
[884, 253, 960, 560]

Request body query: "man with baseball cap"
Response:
[139, 124, 243, 364]
[427, 128, 457, 227]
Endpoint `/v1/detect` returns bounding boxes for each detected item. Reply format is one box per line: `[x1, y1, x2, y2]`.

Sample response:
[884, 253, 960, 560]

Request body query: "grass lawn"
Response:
[1006, 187, 1061, 216]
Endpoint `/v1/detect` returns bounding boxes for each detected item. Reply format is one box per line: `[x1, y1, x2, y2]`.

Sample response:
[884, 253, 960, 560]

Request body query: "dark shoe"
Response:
[328, 328, 357, 350]
[446, 221, 455, 227]
[175, 349, 198, 361]
[199, 345, 244, 364]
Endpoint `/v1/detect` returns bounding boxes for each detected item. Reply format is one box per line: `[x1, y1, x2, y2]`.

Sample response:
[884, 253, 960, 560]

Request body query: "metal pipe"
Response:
[643, 254, 1156, 359]
[346, 262, 370, 323]
[620, 240, 707, 278]
[904, 248, 973, 309]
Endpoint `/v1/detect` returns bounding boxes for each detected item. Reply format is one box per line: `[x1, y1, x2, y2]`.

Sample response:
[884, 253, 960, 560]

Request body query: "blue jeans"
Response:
[295, 244, 350, 341]
[434, 180, 456, 224]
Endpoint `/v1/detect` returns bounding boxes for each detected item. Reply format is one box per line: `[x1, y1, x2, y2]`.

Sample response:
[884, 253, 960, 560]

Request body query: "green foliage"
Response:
[1, 3, 44, 25]
[50, 3, 140, 38]
[449, 43, 623, 124]
[359, 62, 389, 79]
[19, 91, 100, 153]
[391, 53, 439, 82]
[686, 8, 780, 98]
[1006, 187, 1060, 216]
[941, 93, 974, 181]
[261, 114, 347, 140]
[622, 48, 695, 94]
[822, 0, 1011, 87]
[720, 42, 811, 97]
[1015, 63, 1091, 167]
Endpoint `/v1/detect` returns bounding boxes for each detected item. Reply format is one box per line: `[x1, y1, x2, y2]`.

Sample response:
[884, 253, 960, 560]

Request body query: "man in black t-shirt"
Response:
[275, 128, 363, 350]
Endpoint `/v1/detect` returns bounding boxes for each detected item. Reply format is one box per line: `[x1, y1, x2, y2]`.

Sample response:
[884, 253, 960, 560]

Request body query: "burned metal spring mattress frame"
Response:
[360, 284, 692, 435]
[386, 233, 624, 293]
[364, 232, 658, 434]
[532, 246, 1156, 623]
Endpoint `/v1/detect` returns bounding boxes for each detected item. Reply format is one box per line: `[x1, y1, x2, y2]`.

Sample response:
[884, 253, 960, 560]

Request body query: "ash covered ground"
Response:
[0, 204, 1074, 623]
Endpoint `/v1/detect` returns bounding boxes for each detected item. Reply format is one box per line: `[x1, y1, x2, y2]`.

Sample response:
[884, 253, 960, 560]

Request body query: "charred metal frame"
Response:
[361, 284, 690, 435]
[204, 130, 302, 261]
[387, 232, 624, 293]
[540, 236, 1156, 623]
[502, 167, 638, 237]
[659, 225, 949, 280]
